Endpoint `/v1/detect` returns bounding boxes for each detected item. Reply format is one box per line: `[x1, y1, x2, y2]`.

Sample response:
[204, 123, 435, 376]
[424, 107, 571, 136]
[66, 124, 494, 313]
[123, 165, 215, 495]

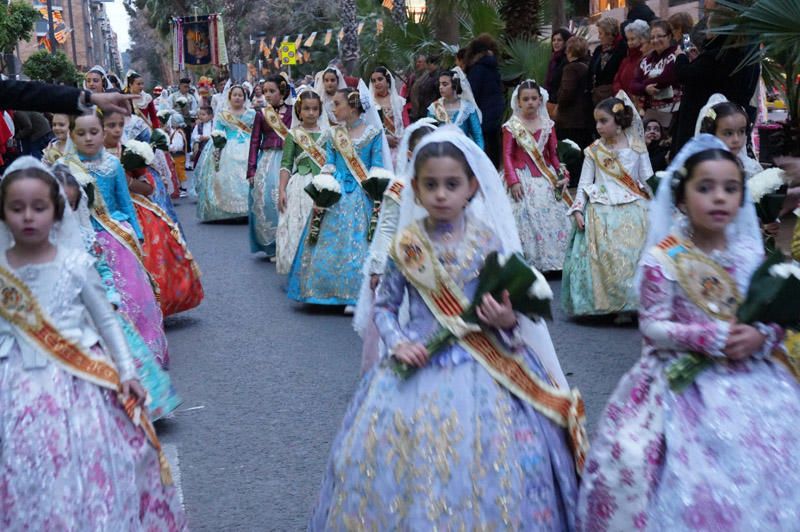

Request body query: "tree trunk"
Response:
[552, 0, 565, 32]
[431, 0, 459, 44]
[501, 0, 543, 40]
[339, 0, 359, 75]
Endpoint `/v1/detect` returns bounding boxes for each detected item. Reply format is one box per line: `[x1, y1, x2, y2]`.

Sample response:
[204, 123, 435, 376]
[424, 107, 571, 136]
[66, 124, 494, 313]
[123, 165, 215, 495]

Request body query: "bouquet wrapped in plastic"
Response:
[210, 130, 227, 171]
[749, 167, 787, 252]
[360, 167, 393, 242]
[150, 128, 169, 152]
[303, 168, 342, 244]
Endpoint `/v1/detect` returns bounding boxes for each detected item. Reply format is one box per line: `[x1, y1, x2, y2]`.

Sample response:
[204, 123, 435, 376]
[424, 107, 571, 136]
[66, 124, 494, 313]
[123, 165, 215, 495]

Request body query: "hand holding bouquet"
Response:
[360, 168, 393, 242]
[668, 251, 800, 391]
[392, 251, 553, 378]
[120, 139, 155, 173]
[749, 168, 787, 252]
[304, 168, 342, 244]
[210, 130, 227, 171]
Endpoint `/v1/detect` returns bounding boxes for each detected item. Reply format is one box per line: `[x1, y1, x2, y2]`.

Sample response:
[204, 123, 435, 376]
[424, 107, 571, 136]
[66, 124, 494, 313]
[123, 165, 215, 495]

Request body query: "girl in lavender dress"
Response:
[310, 128, 584, 530]
[577, 135, 800, 530]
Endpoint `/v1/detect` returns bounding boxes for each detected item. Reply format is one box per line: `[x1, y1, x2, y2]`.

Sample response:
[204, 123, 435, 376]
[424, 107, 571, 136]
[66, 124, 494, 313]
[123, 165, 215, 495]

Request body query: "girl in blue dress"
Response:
[287, 87, 386, 306]
[427, 70, 484, 148]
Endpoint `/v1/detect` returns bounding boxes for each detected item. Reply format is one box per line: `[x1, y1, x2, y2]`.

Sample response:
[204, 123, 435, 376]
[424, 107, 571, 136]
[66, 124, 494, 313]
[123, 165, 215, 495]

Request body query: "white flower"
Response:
[157, 109, 172, 120]
[497, 252, 511, 267]
[320, 164, 336, 175]
[312, 173, 341, 193]
[175, 96, 188, 107]
[769, 262, 800, 280]
[123, 139, 155, 165]
[527, 267, 553, 300]
[748, 168, 786, 203]
[211, 130, 226, 139]
[368, 167, 394, 181]
[562, 138, 580, 152]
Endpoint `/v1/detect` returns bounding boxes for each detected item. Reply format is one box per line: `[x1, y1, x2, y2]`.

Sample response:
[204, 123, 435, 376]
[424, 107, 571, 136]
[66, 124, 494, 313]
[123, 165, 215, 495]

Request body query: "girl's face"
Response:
[645, 121, 662, 143]
[51, 114, 69, 141]
[3, 177, 56, 246]
[594, 109, 619, 140]
[681, 159, 743, 236]
[625, 29, 644, 50]
[71, 115, 104, 156]
[264, 82, 282, 107]
[518, 88, 541, 119]
[371, 72, 388, 94]
[715, 113, 748, 155]
[332, 92, 356, 123]
[130, 77, 144, 94]
[552, 34, 565, 52]
[229, 88, 245, 109]
[323, 73, 339, 94]
[438, 76, 454, 99]
[253, 84, 263, 97]
[103, 113, 125, 148]
[85, 72, 104, 93]
[300, 98, 321, 127]
[412, 156, 478, 224]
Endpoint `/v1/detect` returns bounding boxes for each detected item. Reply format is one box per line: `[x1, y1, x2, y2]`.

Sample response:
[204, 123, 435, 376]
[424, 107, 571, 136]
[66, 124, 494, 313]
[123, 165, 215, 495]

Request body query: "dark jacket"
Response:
[588, 38, 627, 103]
[545, 50, 569, 104]
[556, 57, 592, 130]
[626, 4, 656, 24]
[0, 80, 82, 114]
[673, 34, 760, 152]
[467, 54, 505, 130]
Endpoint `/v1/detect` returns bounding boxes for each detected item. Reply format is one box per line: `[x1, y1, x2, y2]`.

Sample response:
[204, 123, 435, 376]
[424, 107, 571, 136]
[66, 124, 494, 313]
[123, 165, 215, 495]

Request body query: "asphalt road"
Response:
[160, 199, 642, 531]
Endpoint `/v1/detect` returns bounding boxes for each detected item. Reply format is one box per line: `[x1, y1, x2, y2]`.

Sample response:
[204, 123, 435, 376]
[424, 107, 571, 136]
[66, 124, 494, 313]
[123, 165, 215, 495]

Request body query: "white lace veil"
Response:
[369, 69, 407, 140]
[289, 86, 331, 130]
[83, 65, 112, 92]
[635, 133, 762, 290]
[314, 66, 347, 100]
[221, 83, 253, 112]
[395, 118, 437, 180]
[452, 66, 482, 123]
[358, 79, 394, 172]
[0, 157, 86, 254]
[694, 93, 728, 136]
[510, 80, 554, 142]
[616, 89, 646, 153]
[396, 126, 567, 387]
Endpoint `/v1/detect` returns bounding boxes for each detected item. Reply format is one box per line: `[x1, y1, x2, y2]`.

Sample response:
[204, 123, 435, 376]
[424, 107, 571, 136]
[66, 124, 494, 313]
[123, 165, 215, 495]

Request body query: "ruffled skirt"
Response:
[248, 148, 282, 255]
[276, 172, 314, 275]
[195, 139, 250, 222]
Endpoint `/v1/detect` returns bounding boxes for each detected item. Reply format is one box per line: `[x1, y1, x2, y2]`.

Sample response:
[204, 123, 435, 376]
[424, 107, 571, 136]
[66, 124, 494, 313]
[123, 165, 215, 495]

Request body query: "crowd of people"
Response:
[2, 1, 800, 529]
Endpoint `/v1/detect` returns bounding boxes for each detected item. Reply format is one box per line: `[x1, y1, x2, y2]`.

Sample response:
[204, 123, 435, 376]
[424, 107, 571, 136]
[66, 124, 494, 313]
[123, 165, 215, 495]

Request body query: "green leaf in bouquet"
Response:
[646, 174, 660, 195]
[757, 190, 787, 223]
[303, 181, 320, 201]
[736, 249, 787, 323]
[361, 177, 391, 202]
[666, 353, 713, 392]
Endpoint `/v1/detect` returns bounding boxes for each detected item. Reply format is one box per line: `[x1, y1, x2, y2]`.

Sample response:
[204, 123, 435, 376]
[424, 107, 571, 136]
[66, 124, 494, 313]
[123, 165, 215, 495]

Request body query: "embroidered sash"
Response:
[432, 98, 450, 124]
[384, 180, 405, 205]
[390, 223, 588, 473]
[261, 106, 289, 140]
[506, 117, 574, 207]
[0, 264, 172, 485]
[653, 235, 741, 321]
[221, 111, 252, 135]
[332, 126, 369, 185]
[290, 128, 327, 168]
[379, 106, 397, 136]
[62, 156, 145, 264]
[589, 141, 651, 200]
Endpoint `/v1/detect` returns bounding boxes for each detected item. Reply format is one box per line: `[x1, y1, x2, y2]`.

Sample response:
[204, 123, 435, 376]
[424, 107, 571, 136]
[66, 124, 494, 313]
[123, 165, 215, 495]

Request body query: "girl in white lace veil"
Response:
[357, 79, 394, 172]
[83, 65, 112, 92]
[510, 80, 552, 126]
[314, 66, 347, 125]
[289, 86, 330, 130]
[369, 67, 407, 144]
[452, 65, 482, 123]
[395, 126, 568, 387]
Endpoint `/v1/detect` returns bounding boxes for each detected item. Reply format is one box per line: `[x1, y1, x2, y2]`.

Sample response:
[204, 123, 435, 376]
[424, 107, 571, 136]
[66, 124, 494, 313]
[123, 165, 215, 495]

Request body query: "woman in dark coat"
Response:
[588, 17, 627, 105]
[465, 33, 506, 167]
[545, 28, 573, 118]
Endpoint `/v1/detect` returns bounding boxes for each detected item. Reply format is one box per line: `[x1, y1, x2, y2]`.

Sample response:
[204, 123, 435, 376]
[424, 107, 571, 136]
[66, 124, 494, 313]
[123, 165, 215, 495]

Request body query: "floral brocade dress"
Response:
[310, 217, 578, 529]
[577, 235, 800, 530]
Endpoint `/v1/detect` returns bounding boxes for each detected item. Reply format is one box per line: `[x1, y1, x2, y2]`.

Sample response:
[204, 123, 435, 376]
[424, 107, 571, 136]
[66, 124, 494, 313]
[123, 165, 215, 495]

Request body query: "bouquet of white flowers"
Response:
[361, 167, 393, 241]
[210, 130, 227, 171]
[749, 167, 787, 252]
[157, 109, 173, 123]
[150, 128, 169, 152]
[120, 139, 155, 172]
[304, 170, 342, 244]
[175, 95, 188, 108]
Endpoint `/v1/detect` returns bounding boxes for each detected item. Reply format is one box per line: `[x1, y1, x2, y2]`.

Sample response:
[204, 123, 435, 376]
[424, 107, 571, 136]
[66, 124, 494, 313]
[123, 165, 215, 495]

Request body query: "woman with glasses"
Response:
[631, 19, 682, 128]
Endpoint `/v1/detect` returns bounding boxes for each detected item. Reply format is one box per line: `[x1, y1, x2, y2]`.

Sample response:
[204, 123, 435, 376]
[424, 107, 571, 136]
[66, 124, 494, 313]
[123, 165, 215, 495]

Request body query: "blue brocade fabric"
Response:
[286, 127, 384, 305]
[78, 151, 143, 239]
[248, 148, 282, 255]
[309, 218, 579, 530]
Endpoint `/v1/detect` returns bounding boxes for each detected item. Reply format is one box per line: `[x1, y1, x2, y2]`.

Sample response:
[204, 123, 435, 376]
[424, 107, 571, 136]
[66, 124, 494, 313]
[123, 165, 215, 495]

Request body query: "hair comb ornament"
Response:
[612, 103, 624, 113]
[706, 108, 717, 121]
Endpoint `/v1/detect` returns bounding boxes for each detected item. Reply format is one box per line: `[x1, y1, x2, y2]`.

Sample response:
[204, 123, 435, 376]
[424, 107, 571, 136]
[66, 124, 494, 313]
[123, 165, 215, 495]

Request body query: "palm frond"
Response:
[498, 37, 550, 83]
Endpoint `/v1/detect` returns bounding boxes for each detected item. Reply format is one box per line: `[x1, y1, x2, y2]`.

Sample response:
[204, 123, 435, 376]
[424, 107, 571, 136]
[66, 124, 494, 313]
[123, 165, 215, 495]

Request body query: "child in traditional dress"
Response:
[246, 74, 292, 257]
[310, 128, 583, 529]
[276, 88, 328, 275]
[0, 157, 186, 529]
[577, 135, 800, 529]
[697, 94, 763, 179]
[43, 113, 69, 165]
[314, 66, 347, 126]
[504, 80, 572, 272]
[167, 114, 190, 197]
[191, 105, 213, 169]
[562, 92, 652, 320]
[427, 70, 484, 148]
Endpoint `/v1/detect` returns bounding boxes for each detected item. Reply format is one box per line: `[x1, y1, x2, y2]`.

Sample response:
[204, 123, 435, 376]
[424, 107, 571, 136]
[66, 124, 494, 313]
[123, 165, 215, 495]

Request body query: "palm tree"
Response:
[499, 0, 542, 40]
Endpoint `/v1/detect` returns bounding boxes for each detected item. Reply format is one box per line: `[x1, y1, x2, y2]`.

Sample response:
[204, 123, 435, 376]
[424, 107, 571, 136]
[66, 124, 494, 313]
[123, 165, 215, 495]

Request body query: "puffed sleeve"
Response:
[638, 252, 730, 357]
[113, 162, 143, 239]
[280, 133, 297, 174]
[638, 150, 654, 185]
[81, 267, 137, 381]
[247, 111, 264, 178]
[567, 147, 595, 215]
[502, 127, 520, 187]
[468, 110, 484, 149]
[373, 258, 411, 354]
[368, 131, 384, 170]
[546, 127, 562, 172]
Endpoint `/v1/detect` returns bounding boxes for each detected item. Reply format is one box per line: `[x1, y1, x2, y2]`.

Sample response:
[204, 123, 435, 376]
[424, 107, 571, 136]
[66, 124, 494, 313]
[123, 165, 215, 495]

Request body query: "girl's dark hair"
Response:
[413, 141, 475, 180]
[337, 88, 365, 114]
[323, 68, 340, 82]
[596, 97, 634, 129]
[372, 66, 392, 87]
[439, 71, 462, 95]
[68, 109, 104, 131]
[699, 101, 749, 135]
[517, 80, 542, 99]
[265, 74, 290, 100]
[124, 72, 142, 94]
[673, 148, 745, 206]
[52, 164, 81, 209]
[293, 90, 322, 119]
[408, 124, 436, 152]
[551, 28, 572, 45]
[0, 167, 65, 221]
[199, 105, 213, 115]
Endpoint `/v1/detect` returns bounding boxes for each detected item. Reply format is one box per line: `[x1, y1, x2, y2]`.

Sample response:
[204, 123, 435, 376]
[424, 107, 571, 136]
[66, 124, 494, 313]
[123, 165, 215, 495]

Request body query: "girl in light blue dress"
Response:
[427, 70, 484, 148]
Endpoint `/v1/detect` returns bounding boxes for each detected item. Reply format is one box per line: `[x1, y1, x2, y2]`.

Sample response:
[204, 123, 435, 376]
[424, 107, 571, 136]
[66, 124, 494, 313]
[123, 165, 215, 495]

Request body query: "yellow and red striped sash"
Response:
[383, 180, 404, 205]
